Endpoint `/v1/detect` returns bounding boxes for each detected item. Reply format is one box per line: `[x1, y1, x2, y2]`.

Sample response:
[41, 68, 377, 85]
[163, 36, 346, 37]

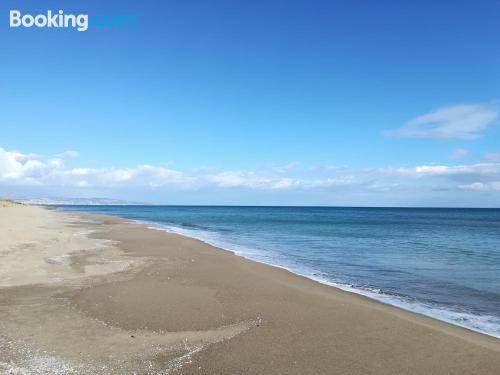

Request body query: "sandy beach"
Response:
[1, 202, 499, 374]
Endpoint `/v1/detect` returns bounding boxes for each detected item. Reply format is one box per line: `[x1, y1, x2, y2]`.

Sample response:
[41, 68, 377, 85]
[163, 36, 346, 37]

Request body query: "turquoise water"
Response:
[58, 205, 500, 338]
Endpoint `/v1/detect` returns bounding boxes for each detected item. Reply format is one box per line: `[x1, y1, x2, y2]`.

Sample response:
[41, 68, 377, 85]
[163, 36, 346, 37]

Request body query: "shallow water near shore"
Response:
[56, 205, 500, 338]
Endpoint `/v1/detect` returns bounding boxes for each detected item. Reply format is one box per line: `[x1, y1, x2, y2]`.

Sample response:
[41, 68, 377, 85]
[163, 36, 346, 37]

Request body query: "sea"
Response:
[56, 205, 500, 338]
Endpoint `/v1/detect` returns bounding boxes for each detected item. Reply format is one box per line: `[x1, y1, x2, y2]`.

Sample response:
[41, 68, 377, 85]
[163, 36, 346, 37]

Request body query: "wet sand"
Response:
[1, 203, 499, 374]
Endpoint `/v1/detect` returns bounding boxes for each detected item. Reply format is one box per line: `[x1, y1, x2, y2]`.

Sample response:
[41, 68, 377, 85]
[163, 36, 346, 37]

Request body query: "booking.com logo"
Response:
[9, 10, 136, 32]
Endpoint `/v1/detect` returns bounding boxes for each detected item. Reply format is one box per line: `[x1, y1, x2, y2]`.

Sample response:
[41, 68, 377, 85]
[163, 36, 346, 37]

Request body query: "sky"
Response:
[1, 0, 499, 206]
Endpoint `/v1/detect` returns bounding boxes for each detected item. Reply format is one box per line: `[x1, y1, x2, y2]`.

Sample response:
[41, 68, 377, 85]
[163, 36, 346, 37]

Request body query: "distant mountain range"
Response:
[17, 198, 150, 206]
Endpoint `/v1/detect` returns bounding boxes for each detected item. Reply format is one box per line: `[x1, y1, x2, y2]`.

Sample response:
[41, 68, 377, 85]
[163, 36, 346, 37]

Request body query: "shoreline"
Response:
[94, 214, 500, 340]
[118, 216, 500, 342]
[1, 204, 500, 374]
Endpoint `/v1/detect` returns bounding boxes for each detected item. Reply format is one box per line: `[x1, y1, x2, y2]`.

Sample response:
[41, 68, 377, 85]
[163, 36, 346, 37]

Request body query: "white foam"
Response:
[306, 275, 500, 339]
[0, 336, 83, 375]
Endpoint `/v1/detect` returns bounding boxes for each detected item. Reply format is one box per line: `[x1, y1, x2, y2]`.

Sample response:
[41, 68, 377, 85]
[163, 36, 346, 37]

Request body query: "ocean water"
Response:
[57, 205, 500, 338]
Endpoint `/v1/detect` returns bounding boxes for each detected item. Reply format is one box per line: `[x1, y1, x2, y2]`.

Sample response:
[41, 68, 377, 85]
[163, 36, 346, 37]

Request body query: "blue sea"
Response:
[57, 205, 500, 338]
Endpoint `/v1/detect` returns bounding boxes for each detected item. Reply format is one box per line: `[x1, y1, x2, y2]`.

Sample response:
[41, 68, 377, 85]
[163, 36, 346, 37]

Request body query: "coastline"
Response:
[131, 216, 500, 339]
[1, 204, 499, 374]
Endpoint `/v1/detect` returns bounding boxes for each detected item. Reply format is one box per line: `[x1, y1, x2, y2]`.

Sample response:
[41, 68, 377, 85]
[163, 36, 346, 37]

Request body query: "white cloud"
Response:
[208, 170, 354, 190]
[412, 163, 500, 176]
[0, 148, 47, 182]
[374, 163, 500, 178]
[0, 147, 192, 188]
[449, 148, 468, 160]
[52, 165, 193, 188]
[459, 182, 500, 191]
[209, 171, 298, 190]
[0, 147, 357, 191]
[385, 104, 498, 140]
[271, 161, 302, 173]
[2, 147, 500, 197]
[55, 150, 79, 159]
[484, 152, 500, 162]
[361, 162, 500, 196]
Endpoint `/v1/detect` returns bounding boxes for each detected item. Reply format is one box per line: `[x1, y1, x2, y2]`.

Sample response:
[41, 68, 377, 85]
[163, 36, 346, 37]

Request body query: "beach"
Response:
[1, 203, 499, 374]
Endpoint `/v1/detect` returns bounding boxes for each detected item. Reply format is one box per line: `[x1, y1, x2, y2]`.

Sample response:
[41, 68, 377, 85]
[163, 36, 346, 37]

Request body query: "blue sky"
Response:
[1, 0, 500, 206]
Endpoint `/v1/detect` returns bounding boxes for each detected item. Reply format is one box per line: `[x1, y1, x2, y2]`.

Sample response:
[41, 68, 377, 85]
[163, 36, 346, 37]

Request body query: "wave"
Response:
[134, 219, 500, 339]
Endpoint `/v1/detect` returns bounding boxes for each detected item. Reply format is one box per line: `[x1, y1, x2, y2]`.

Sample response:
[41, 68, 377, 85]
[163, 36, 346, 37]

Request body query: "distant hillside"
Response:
[17, 198, 149, 206]
[0, 199, 23, 207]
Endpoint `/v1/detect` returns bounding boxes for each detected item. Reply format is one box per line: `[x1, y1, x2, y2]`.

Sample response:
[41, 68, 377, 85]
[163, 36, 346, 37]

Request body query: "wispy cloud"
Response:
[459, 182, 500, 191]
[385, 104, 498, 140]
[54, 150, 80, 159]
[484, 152, 500, 162]
[383, 163, 500, 177]
[449, 148, 468, 160]
[271, 161, 302, 173]
[208, 170, 353, 190]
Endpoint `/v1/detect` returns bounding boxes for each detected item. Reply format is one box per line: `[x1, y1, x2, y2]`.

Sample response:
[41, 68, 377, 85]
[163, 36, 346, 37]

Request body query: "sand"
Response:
[0, 202, 499, 374]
